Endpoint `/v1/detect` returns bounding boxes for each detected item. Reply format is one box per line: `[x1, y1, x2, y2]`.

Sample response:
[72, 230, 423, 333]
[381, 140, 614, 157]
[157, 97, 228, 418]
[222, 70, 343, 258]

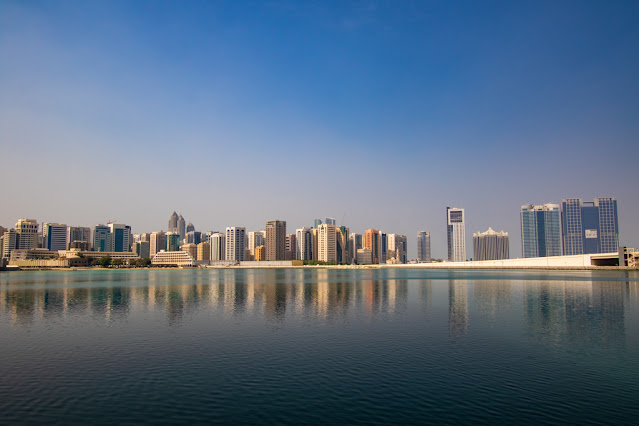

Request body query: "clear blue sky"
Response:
[1, 1, 638, 259]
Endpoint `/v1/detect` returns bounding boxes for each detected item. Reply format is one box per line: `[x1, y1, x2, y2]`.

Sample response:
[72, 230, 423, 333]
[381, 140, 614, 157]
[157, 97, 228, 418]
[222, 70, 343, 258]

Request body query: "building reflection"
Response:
[448, 280, 468, 338]
[0, 269, 410, 326]
[473, 279, 512, 319]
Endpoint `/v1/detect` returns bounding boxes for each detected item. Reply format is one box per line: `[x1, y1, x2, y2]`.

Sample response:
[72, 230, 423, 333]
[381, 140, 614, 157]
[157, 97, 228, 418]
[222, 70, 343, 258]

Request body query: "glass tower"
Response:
[561, 197, 619, 255]
[520, 204, 561, 258]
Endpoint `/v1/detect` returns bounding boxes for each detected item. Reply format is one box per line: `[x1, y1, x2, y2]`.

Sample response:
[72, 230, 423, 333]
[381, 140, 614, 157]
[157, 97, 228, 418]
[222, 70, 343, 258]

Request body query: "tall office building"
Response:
[417, 231, 431, 263]
[265, 220, 286, 261]
[336, 226, 349, 264]
[186, 222, 195, 233]
[285, 234, 296, 261]
[447, 207, 466, 262]
[0, 226, 6, 238]
[313, 219, 323, 229]
[247, 231, 265, 259]
[108, 223, 132, 252]
[166, 232, 180, 251]
[210, 232, 226, 261]
[561, 197, 619, 255]
[365, 229, 380, 264]
[520, 204, 561, 258]
[15, 219, 38, 250]
[67, 226, 91, 250]
[311, 229, 319, 260]
[379, 231, 388, 263]
[225, 227, 246, 261]
[387, 234, 407, 264]
[92, 225, 112, 252]
[182, 243, 198, 260]
[186, 231, 201, 245]
[42, 223, 68, 251]
[134, 241, 150, 259]
[197, 242, 210, 261]
[177, 215, 186, 241]
[168, 212, 178, 233]
[325, 217, 336, 226]
[349, 233, 362, 264]
[473, 228, 510, 261]
[1, 229, 17, 259]
[295, 228, 313, 261]
[150, 231, 166, 256]
[318, 224, 337, 262]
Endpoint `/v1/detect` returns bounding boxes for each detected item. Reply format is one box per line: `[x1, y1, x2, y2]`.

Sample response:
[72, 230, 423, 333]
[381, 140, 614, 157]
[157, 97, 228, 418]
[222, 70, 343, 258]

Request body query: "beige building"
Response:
[286, 234, 296, 260]
[182, 243, 197, 260]
[197, 242, 210, 261]
[311, 228, 319, 261]
[16, 219, 39, 250]
[265, 220, 286, 261]
[247, 231, 265, 260]
[151, 251, 195, 267]
[254, 245, 265, 261]
[357, 247, 373, 264]
[318, 224, 337, 263]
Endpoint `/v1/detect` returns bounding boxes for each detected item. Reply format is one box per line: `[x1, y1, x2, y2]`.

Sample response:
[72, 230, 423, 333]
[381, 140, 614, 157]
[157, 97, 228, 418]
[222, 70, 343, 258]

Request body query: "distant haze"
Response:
[1, 1, 638, 259]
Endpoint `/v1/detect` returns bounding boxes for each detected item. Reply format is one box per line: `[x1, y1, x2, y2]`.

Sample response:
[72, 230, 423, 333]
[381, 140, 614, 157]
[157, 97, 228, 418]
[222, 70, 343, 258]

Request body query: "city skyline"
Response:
[1, 1, 638, 258]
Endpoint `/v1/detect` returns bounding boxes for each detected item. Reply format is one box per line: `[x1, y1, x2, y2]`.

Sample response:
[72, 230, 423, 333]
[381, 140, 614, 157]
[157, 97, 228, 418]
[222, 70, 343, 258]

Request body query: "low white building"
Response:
[151, 250, 196, 267]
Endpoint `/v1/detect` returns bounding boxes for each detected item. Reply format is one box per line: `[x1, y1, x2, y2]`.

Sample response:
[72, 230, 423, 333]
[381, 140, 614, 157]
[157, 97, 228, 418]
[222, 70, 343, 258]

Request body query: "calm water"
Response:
[1, 268, 638, 424]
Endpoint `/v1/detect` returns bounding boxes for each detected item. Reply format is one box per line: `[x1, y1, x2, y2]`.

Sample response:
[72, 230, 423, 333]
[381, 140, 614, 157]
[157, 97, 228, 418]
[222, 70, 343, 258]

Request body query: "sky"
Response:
[1, 0, 638, 259]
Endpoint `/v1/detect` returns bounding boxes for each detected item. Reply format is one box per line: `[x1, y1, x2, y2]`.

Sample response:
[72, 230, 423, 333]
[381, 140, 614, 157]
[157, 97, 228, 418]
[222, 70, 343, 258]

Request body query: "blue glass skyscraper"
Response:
[561, 197, 619, 255]
[520, 204, 561, 258]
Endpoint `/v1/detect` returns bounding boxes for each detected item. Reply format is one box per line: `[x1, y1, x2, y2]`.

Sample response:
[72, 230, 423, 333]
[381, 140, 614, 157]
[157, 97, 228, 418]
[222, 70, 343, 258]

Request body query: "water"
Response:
[1, 268, 638, 424]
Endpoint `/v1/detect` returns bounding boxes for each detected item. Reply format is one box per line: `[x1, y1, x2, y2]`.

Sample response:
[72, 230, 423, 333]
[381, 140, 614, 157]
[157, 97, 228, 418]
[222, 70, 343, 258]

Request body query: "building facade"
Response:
[247, 231, 265, 260]
[92, 225, 112, 252]
[285, 234, 296, 261]
[265, 220, 286, 261]
[473, 228, 510, 261]
[417, 231, 431, 262]
[365, 229, 380, 264]
[150, 231, 166, 257]
[318, 224, 337, 263]
[295, 227, 313, 261]
[447, 207, 466, 262]
[225, 227, 246, 261]
[16, 219, 39, 250]
[561, 197, 619, 255]
[387, 234, 407, 264]
[210, 232, 226, 261]
[520, 203, 562, 258]
[67, 226, 91, 250]
[42, 223, 68, 251]
[108, 223, 132, 252]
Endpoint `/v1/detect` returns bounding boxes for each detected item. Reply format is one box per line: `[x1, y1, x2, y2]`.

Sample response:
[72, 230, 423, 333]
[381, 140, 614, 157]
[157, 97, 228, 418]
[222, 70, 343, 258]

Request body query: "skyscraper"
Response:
[295, 228, 313, 261]
[150, 231, 166, 256]
[447, 207, 466, 262]
[387, 234, 407, 264]
[285, 234, 296, 261]
[108, 223, 132, 252]
[336, 226, 349, 264]
[349, 233, 362, 264]
[168, 212, 178, 234]
[92, 225, 111, 252]
[177, 215, 186, 241]
[166, 232, 180, 251]
[318, 224, 337, 263]
[325, 217, 336, 226]
[15, 219, 38, 250]
[67, 226, 91, 250]
[520, 204, 561, 258]
[210, 232, 226, 261]
[265, 220, 286, 261]
[225, 227, 246, 261]
[365, 229, 380, 264]
[417, 231, 431, 262]
[473, 228, 510, 261]
[42, 223, 68, 251]
[247, 231, 265, 259]
[313, 219, 322, 229]
[186, 222, 195, 233]
[561, 197, 619, 255]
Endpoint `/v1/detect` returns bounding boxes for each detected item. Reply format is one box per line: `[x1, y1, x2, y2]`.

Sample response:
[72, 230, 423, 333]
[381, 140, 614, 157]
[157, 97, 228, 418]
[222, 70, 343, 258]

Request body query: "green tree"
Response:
[99, 256, 112, 268]
[140, 258, 152, 267]
[112, 258, 124, 267]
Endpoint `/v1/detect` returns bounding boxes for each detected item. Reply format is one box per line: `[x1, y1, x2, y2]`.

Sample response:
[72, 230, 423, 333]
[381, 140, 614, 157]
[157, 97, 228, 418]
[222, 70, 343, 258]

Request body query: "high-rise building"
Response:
[42, 223, 68, 251]
[134, 241, 150, 259]
[150, 231, 166, 256]
[1, 229, 17, 259]
[182, 243, 197, 259]
[295, 228, 313, 261]
[210, 232, 226, 261]
[186, 231, 201, 245]
[285, 234, 296, 261]
[67, 226, 92, 250]
[313, 219, 322, 229]
[325, 217, 336, 226]
[379, 231, 388, 263]
[92, 224, 112, 252]
[336, 226, 349, 264]
[177, 215, 186, 241]
[447, 207, 466, 262]
[265, 220, 286, 261]
[356, 247, 372, 265]
[15, 219, 38, 250]
[197, 242, 210, 261]
[387, 234, 407, 264]
[311, 228, 319, 261]
[318, 224, 337, 263]
[225, 227, 246, 261]
[561, 197, 619, 255]
[108, 223, 132, 252]
[168, 212, 179, 234]
[247, 231, 265, 259]
[0, 226, 6, 238]
[365, 229, 380, 264]
[166, 232, 180, 251]
[186, 222, 195, 233]
[417, 231, 431, 262]
[473, 228, 510, 261]
[254, 245, 265, 261]
[349, 233, 362, 264]
[520, 204, 562, 258]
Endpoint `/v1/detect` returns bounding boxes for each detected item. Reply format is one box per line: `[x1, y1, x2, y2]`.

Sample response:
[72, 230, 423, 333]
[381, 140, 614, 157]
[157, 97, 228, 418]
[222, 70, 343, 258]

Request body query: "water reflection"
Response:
[449, 280, 468, 338]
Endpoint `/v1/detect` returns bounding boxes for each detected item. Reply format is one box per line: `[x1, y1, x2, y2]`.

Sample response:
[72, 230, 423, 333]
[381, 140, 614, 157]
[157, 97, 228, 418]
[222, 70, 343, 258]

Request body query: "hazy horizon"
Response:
[1, 1, 638, 259]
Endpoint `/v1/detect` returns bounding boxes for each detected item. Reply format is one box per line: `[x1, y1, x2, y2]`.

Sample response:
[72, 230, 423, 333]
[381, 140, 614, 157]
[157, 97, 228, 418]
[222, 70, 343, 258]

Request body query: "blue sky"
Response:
[1, 1, 638, 258]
